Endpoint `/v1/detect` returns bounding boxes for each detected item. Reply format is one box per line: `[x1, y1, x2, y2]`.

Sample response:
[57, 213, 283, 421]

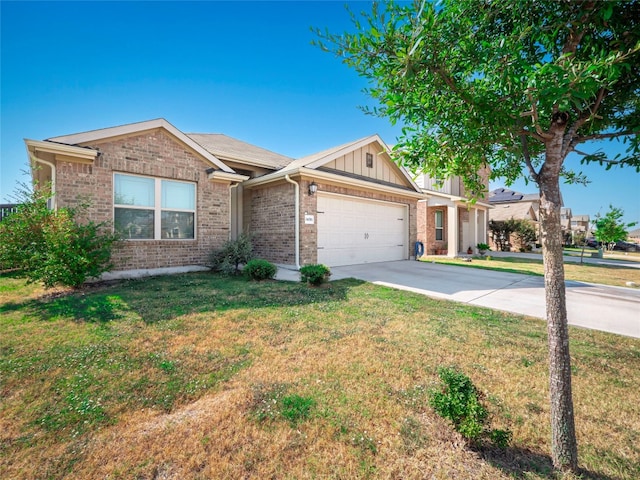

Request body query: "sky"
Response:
[1, 1, 639, 225]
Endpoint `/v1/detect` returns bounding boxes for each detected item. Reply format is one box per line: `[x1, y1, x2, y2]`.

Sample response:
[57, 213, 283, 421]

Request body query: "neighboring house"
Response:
[25, 118, 487, 276]
[0, 204, 18, 222]
[570, 214, 590, 243]
[414, 174, 491, 255]
[628, 228, 640, 244]
[488, 187, 540, 251]
[560, 207, 573, 245]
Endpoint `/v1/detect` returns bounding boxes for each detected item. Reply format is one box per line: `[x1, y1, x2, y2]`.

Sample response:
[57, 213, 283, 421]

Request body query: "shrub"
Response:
[476, 243, 490, 252]
[209, 233, 253, 275]
[244, 259, 277, 280]
[428, 366, 511, 447]
[0, 186, 119, 288]
[300, 264, 331, 286]
[429, 367, 488, 441]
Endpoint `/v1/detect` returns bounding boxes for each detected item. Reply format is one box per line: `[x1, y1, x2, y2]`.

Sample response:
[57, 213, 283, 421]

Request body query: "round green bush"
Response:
[299, 264, 331, 286]
[244, 259, 277, 280]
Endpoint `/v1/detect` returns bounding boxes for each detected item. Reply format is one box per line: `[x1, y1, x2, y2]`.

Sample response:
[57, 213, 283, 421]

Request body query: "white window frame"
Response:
[113, 173, 196, 240]
[435, 210, 444, 241]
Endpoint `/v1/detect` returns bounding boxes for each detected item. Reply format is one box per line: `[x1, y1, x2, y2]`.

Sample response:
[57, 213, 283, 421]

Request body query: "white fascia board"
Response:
[47, 118, 235, 174]
[25, 139, 99, 160]
[423, 189, 493, 209]
[207, 170, 250, 184]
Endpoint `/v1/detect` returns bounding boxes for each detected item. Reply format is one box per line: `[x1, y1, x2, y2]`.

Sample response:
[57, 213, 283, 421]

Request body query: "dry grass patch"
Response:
[1, 271, 638, 479]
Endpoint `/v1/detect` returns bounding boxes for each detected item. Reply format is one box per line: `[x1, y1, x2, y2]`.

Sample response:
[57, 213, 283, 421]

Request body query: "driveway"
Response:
[326, 260, 640, 338]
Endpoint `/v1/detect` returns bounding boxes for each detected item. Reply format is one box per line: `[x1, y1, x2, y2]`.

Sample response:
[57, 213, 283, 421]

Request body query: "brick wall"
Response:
[54, 129, 230, 271]
[417, 202, 449, 254]
[248, 182, 296, 264]
[248, 178, 418, 266]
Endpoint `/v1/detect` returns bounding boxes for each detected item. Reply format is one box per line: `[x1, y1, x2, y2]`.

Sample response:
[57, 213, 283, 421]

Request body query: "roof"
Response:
[187, 133, 292, 170]
[489, 202, 538, 222]
[46, 118, 235, 173]
[572, 215, 590, 222]
[281, 136, 371, 172]
[489, 187, 524, 203]
[243, 134, 421, 194]
[627, 228, 640, 238]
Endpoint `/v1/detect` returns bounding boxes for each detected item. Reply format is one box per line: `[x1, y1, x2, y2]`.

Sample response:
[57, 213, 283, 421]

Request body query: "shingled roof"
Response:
[187, 133, 293, 170]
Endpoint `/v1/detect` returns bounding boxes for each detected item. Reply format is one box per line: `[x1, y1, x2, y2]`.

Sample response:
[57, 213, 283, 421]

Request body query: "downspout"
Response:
[29, 153, 56, 210]
[228, 183, 240, 240]
[284, 175, 300, 269]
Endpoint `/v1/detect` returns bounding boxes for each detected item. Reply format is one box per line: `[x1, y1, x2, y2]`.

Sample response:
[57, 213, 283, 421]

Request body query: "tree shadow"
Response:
[475, 444, 619, 480]
[0, 273, 364, 324]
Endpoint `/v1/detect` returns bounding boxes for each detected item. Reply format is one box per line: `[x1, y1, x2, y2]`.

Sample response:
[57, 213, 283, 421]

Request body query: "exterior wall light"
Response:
[309, 181, 318, 196]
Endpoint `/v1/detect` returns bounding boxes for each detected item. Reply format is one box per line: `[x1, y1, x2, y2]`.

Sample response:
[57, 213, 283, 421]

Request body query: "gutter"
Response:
[245, 167, 425, 199]
[284, 175, 300, 269]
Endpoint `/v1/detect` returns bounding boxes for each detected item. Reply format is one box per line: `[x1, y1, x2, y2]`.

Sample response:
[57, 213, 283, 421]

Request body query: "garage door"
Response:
[317, 194, 407, 266]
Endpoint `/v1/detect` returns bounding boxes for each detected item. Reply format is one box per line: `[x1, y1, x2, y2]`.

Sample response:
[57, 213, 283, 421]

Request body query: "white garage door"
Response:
[317, 194, 407, 267]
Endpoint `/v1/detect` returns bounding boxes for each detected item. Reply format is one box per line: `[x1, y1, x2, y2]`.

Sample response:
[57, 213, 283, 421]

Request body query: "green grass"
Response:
[1, 271, 639, 479]
[423, 255, 640, 288]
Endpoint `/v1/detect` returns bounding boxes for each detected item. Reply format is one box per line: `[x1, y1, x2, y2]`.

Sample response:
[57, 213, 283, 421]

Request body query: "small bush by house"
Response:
[244, 259, 277, 281]
[300, 264, 331, 286]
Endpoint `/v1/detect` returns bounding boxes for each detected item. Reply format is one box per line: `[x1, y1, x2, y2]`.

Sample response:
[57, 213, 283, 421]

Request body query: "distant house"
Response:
[570, 214, 590, 243]
[0, 204, 18, 222]
[25, 118, 489, 278]
[488, 188, 540, 251]
[628, 228, 640, 244]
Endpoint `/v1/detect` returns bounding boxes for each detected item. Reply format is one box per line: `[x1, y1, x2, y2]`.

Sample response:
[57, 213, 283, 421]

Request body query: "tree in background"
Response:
[593, 205, 637, 250]
[0, 185, 120, 288]
[318, 0, 639, 471]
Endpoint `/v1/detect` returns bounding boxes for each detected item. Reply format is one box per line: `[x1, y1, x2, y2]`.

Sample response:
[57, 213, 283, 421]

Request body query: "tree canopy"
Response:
[594, 205, 638, 248]
[319, 0, 639, 196]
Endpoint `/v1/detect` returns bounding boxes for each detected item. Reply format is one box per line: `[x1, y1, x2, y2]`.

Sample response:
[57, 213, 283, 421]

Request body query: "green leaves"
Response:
[593, 205, 638, 248]
[316, 0, 640, 192]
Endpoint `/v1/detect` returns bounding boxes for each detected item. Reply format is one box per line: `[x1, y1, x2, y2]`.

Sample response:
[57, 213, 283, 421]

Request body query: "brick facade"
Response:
[246, 177, 418, 266]
[54, 129, 230, 271]
[247, 182, 296, 264]
[417, 202, 449, 255]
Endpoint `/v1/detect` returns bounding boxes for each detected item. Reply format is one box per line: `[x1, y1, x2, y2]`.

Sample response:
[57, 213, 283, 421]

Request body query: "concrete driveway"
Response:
[327, 260, 640, 338]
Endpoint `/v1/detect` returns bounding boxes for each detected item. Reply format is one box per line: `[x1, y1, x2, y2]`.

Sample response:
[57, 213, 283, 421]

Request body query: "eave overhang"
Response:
[244, 167, 425, 199]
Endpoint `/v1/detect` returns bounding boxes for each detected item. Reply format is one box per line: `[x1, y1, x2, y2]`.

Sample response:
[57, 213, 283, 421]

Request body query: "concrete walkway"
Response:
[276, 260, 640, 338]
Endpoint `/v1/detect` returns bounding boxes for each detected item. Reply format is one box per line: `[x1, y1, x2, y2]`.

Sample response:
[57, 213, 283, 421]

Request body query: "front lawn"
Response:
[1, 272, 638, 479]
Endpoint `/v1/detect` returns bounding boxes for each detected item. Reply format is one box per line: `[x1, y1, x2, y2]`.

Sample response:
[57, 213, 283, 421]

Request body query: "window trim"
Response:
[113, 173, 197, 241]
[435, 210, 444, 241]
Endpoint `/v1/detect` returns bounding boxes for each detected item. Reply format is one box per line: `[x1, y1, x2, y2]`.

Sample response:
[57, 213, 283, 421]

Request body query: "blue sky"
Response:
[1, 1, 638, 225]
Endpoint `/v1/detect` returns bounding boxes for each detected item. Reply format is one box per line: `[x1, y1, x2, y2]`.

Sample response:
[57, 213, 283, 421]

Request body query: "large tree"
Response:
[318, 0, 639, 472]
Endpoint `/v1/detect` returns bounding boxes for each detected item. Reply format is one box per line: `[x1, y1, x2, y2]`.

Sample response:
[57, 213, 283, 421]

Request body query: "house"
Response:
[25, 118, 487, 276]
[488, 187, 540, 251]
[569, 214, 590, 243]
[415, 175, 491, 256]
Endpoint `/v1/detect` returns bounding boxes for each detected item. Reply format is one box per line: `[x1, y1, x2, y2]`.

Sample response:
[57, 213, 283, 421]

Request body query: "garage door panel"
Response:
[317, 194, 407, 267]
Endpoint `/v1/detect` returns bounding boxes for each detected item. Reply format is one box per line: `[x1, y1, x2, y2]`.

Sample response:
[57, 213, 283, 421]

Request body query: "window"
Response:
[114, 173, 195, 240]
[366, 152, 373, 168]
[435, 210, 444, 241]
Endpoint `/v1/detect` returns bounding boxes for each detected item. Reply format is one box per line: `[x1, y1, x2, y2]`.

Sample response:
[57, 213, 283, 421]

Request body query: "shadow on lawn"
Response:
[0, 273, 364, 324]
[477, 444, 617, 480]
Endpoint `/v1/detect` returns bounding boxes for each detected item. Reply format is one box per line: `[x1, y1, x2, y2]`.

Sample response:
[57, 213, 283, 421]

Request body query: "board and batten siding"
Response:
[323, 145, 404, 186]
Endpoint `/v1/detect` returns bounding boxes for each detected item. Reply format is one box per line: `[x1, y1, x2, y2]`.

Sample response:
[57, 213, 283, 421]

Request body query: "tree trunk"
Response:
[538, 136, 578, 472]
